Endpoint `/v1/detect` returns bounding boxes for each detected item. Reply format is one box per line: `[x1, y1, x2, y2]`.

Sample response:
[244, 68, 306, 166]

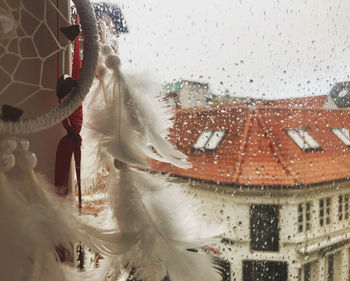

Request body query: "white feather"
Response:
[81, 52, 221, 281]
[0, 171, 72, 281]
[0, 156, 136, 280]
[81, 224, 140, 255]
[83, 57, 191, 169]
[105, 165, 222, 281]
[16, 170, 141, 259]
[81, 78, 115, 190]
[119, 70, 192, 169]
[83, 74, 151, 169]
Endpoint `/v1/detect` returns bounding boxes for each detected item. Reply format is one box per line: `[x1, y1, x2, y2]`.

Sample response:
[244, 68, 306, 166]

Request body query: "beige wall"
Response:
[178, 85, 210, 108]
[176, 178, 350, 280]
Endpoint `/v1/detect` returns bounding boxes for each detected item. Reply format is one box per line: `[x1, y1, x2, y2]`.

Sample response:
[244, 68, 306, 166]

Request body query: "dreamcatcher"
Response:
[0, 0, 100, 280]
[0, 0, 222, 280]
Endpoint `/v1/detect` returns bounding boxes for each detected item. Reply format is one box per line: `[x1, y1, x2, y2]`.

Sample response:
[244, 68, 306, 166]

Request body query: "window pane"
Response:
[205, 130, 225, 150]
[306, 202, 311, 211]
[250, 204, 279, 252]
[304, 263, 311, 281]
[328, 255, 334, 281]
[243, 261, 287, 281]
[320, 199, 324, 207]
[287, 130, 310, 150]
[298, 204, 303, 213]
[299, 130, 320, 149]
[287, 129, 321, 151]
[193, 130, 212, 149]
[332, 128, 350, 146]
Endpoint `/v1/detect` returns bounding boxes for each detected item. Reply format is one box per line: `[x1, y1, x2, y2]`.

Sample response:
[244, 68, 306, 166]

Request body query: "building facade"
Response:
[181, 179, 350, 281]
[163, 80, 211, 108]
[152, 93, 350, 281]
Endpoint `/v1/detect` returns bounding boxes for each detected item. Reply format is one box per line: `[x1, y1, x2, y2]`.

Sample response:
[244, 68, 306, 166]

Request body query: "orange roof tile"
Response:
[256, 95, 327, 109]
[151, 97, 350, 187]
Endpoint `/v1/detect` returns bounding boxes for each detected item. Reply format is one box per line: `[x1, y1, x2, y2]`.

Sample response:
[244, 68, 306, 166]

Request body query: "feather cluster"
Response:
[83, 45, 191, 169]
[0, 138, 77, 281]
[105, 165, 222, 281]
[81, 44, 223, 281]
[0, 138, 122, 281]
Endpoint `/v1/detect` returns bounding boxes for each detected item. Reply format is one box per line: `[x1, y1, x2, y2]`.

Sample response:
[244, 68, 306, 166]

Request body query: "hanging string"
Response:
[56, 0, 60, 79]
[54, 13, 83, 210]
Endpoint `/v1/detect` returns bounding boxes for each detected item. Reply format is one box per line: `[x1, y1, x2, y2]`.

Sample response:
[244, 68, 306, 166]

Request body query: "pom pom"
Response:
[0, 138, 17, 152]
[0, 152, 15, 172]
[97, 55, 104, 65]
[105, 55, 121, 70]
[95, 64, 107, 79]
[16, 151, 37, 170]
[101, 44, 113, 56]
[17, 138, 30, 151]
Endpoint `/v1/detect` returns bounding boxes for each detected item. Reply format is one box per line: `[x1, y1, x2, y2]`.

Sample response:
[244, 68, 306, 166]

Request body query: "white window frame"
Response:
[193, 130, 226, 151]
[286, 129, 321, 152]
[319, 197, 331, 227]
[338, 194, 349, 221]
[297, 202, 311, 233]
[332, 128, 350, 146]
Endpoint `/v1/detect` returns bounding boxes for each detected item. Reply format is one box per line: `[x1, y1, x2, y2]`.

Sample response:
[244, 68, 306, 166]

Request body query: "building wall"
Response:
[178, 178, 350, 281]
[178, 84, 210, 108]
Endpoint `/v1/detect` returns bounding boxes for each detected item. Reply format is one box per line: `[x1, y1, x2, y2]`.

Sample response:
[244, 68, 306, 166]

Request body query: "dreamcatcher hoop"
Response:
[0, 0, 98, 135]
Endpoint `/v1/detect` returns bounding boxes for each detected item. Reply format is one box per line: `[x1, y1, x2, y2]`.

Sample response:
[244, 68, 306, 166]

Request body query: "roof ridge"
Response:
[175, 104, 350, 115]
[255, 111, 298, 185]
[234, 113, 252, 182]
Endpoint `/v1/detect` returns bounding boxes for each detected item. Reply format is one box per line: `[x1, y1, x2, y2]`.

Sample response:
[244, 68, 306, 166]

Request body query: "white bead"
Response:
[105, 55, 121, 70]
[0, 137, 17, 152]
[0, 12, 16, 39]
[0, 152, 15, 172]
[101, 45, 113, 56]
[17, 138, 30, 151]
[17, 151, 37, 170]
[95, 64, 107, 79]
[97, 55, 104, 65]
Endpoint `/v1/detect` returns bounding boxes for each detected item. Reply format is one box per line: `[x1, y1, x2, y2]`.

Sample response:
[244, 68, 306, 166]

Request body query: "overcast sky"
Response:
[115, 0, 350, 99]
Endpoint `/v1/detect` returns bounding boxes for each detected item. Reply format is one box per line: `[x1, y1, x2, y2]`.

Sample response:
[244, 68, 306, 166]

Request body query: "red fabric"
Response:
[55, 14, 82, 200]
[205, 246, 220, 255]
[55, 136, 75, 195]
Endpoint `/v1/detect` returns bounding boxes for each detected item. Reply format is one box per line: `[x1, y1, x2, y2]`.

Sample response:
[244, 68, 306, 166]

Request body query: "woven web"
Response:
[0, 0, 71, 114]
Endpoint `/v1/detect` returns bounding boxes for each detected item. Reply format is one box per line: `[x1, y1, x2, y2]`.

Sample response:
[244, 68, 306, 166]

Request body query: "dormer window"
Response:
[329, 81, 350, 108]
[332, 128, 350, 146]
[286, 129, 322, 152]
[193, 130, 225, 151]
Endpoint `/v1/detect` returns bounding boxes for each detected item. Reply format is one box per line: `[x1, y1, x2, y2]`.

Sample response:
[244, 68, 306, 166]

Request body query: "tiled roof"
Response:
[151, 95, 350, 187]
[256, 95, 327, 109]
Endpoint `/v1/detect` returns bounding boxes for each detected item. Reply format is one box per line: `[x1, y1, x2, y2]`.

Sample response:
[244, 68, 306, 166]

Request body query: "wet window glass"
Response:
[4, 1, 350, 281]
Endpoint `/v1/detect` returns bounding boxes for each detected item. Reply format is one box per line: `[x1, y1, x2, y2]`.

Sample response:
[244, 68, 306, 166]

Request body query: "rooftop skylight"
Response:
[286, 129, 322, 152]
[332, 128, 350, 146]
[193, 130, 226, 151]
